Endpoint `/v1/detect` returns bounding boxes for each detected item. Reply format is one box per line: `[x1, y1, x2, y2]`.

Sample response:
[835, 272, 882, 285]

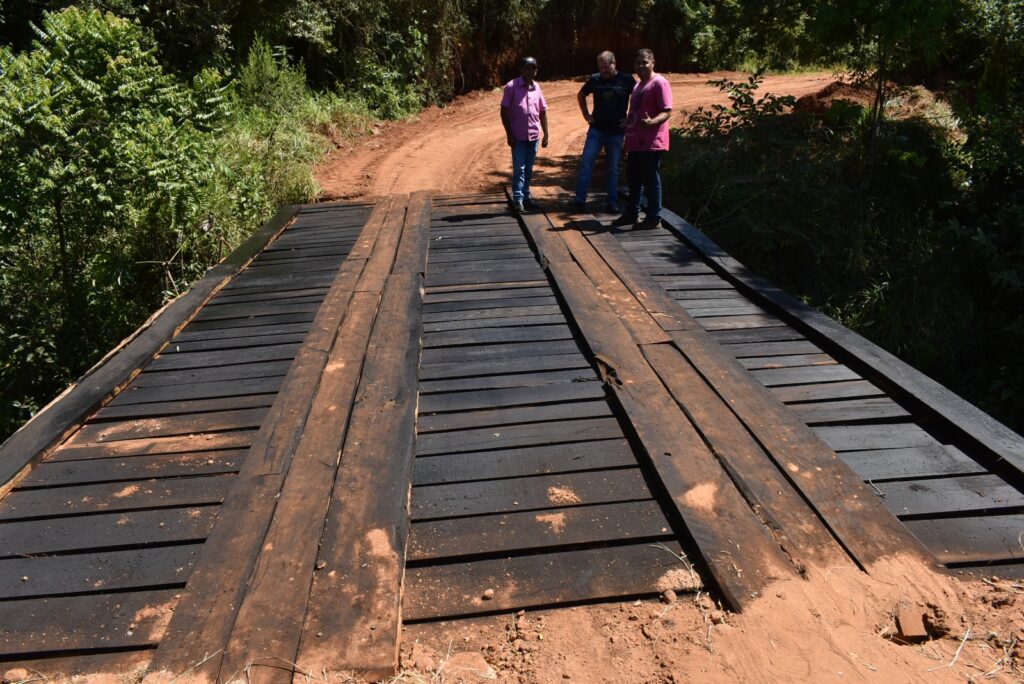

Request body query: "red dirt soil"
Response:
[314, 72, 835, 201]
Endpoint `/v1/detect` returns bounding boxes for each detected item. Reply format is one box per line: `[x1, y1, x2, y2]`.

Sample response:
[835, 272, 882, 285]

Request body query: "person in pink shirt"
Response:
[500, 56, 549, 213]
[613, 49, 673, 229]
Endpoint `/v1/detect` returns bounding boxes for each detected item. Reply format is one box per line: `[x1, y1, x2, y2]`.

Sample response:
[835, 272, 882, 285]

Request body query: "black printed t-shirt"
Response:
[581, 71, 636, 134]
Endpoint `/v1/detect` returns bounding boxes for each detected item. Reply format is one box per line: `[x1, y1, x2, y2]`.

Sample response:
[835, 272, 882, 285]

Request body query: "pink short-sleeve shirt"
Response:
[624, 74, 673, 152]
[501, 77, 548, 142]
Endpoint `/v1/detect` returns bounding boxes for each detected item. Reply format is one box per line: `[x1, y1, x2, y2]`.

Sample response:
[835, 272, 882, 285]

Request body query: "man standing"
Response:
[501, 56, 549, 213]
[572, 51, 635, 213]
[614, 49, 672, 229]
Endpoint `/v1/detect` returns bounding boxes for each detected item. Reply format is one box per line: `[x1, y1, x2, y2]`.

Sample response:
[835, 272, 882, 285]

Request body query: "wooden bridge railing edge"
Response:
[657, 208, 1024, 482]
[0, 203, 303, 496]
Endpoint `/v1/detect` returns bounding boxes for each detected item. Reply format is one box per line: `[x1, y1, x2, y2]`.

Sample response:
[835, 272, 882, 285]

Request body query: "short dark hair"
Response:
[636, 48, 654, 61]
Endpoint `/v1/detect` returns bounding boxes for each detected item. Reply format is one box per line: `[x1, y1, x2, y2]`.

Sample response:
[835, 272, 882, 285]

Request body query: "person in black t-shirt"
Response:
[572, 51, 636, 213]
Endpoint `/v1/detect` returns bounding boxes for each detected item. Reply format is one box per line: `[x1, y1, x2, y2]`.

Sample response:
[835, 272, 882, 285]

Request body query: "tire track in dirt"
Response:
[315, 72, 834, 200]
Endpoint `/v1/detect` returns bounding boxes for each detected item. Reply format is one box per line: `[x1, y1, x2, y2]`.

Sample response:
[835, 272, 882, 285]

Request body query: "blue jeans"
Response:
[574, 128, 624, 207]
[626, 151, 664, 220]
[511, 139, 539, 202]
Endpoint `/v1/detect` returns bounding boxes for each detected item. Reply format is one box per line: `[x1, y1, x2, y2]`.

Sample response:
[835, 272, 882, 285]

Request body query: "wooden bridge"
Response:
[1, 190, 1022, 681]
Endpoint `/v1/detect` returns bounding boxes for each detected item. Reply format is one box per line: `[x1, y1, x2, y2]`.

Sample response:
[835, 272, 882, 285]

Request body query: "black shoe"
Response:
[523, 197, 540, 211]
[611, 213, 639, 227]
[605, 205, 620, 214]
[567, 198, 586, 212]
[512, 200, 525, 213]
[636, 216, 662, 230]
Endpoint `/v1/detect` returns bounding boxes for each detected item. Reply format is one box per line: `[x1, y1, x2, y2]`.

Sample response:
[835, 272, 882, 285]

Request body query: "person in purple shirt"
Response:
[501, 56, 549, 213]
[613, 49, 673, 229]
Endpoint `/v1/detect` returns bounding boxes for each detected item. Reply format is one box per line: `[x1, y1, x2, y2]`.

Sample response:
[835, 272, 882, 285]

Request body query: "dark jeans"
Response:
[625, 151, 664, 220]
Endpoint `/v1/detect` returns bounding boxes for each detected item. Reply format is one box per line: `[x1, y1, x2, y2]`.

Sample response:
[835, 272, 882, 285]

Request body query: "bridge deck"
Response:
[0, 191, 1020, 681]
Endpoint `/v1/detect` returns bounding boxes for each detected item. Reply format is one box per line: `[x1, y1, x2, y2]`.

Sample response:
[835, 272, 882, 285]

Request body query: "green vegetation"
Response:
[0, 9, 371, 436]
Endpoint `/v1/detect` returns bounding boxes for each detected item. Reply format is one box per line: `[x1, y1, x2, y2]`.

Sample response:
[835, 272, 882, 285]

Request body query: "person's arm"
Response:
[539, 110, 549, 147]
[500, 106, 514, 146]
[640, 110, 671, 127]
[577, 85, 593, 124]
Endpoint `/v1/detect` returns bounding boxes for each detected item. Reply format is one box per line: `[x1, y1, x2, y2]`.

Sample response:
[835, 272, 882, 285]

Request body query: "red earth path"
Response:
[315, 72, 835, 200]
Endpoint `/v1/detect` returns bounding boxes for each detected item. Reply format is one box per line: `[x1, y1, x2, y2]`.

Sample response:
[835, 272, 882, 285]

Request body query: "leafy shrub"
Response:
[0, 9, 371, 439]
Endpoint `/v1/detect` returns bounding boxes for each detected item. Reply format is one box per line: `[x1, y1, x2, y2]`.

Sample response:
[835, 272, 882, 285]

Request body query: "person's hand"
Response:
[541, 134, 549, 148]
[507, 134, 515, 147]
[641, 114, 656, 128]
[584, 113, 594, 124]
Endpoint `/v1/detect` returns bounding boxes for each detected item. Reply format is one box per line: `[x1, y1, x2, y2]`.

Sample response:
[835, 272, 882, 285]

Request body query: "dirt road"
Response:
[315, 72, 834, 200]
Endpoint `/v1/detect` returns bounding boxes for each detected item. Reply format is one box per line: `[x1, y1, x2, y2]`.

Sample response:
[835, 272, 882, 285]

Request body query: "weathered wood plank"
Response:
[838, 445, 986, 482]
[145, 197, 397, 681]
[0, 545, 201, 599]
[403, 542, 701, 621]
[418, 382, 605, 414]
[418, 368, 598, 394]
[876, 475, 1024, 517]
[0, 589, 180, 657]
[293, 198, 429, 681]
[19, 450, 246, 487]
[411, 468, 649, 520]
[417, 400, 612, 433]
[413, 439, 636, 486]
[407, 500, 671, 562]
[520, 199, 794, 610]
[415, 417, 624, 456]
[904, 515, 1024, 563]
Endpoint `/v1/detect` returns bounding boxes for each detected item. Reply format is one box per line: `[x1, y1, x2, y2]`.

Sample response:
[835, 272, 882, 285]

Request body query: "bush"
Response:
[0, 9, 371, 440]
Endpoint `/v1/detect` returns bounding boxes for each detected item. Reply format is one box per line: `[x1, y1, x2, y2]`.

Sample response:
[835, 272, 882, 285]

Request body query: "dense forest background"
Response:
[0, 0, 1021, 440]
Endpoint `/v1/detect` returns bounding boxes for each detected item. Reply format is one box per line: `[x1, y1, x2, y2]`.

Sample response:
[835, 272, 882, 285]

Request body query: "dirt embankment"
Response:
[314, 72, 834, 201]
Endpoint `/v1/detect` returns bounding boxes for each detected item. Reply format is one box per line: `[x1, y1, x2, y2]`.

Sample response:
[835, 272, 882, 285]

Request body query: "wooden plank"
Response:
[146, 344, 299, 371]
[423, 286, 550, 305]
[875, 475, 1024, 517]
[0, 589, 179, 657]
[642, 344, 852, 571]
[750, 364, 863, 387]
[0, 205, 299, 495]
[125, 361, 292, 388]
[145, 197, 397, 681]
[423, 313, 565, 333]
[660, 208, 1024, 480]
[416, 400, 612, 433]
[0, 545, 200, 599]
[422, 324, 573, 348]
[419, 368, 598, 394]
[413, 439, 637, 486]
[92, 393, 276, 421]
[423, 295, 558, 314]
[904, 515, 1024, 563]
[19, 450, 246, 487]
[422, 303, 561, 323]
[815, 424, 939, 452]
[419, 353, 589, 381]
[162, 331, 307, 353]
[183, 310, 315, 332]
[0, 475, 232, 521]
[739, 353, 836, 370]
[73, 408, 269, 443]
[771, 380, 886, 404]
[420, 339, 580, 365]
[54, 431, 255, 461]
[415, 417, 624, 456]
[519, 201, 794, 610]
[411, 468, 649, 520]
[839, 445, 986, 482]
[171, 322, 311, 344]
[407, 500, 670, 562]
[790, 397, 911, 425]
[709, 327, 806, 344]
[0, 507, 217, 557]
[418, 382, 604, 414]
[404, 541, 701, 620]
[293, 204, 429, 680]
